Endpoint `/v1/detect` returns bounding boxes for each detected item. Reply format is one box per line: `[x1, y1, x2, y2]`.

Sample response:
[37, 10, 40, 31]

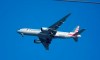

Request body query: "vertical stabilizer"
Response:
[74, 26, 80, 33]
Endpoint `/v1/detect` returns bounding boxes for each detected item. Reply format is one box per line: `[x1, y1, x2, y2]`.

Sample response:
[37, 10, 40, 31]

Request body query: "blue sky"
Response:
[0, 0, 100, 60]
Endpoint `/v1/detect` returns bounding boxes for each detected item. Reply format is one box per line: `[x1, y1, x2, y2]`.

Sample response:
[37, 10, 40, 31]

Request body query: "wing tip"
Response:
[65, 13, 71, 18]
[67, 13, 71, 16]
[45, 47, 49, 50]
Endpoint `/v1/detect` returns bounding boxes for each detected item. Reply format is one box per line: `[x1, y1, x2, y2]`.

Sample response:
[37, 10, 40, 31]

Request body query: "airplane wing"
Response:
[49, 13, 71, 30]
[39, 37, 51, 50]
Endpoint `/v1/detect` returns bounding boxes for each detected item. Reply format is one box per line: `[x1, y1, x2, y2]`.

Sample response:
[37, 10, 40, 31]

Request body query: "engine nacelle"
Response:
[34, 40, 41, 44]
[41, 27, 49, 32]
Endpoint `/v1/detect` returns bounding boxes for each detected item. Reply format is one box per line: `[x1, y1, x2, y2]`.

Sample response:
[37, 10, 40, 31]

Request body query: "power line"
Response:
[55, 0, 100, 4]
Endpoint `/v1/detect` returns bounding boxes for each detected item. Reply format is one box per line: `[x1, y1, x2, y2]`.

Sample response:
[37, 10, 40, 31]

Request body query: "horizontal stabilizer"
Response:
[73, 37, 78, 42]
[74, 29, 86, 36]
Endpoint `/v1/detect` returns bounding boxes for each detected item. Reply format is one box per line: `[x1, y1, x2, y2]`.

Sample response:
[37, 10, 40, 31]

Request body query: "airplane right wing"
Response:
[49, 13, 71, 30]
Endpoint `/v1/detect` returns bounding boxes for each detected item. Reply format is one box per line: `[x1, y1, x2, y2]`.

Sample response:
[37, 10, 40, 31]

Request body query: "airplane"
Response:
[17, 13, 85, 50]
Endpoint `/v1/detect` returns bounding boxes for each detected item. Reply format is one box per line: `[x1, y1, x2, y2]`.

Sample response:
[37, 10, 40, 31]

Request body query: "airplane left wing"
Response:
[39, 37, 51, 50]
[49, 13, 71, 30]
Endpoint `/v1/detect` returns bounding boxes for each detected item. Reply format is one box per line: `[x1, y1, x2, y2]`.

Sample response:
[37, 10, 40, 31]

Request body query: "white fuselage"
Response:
[17, 28, 81, 39]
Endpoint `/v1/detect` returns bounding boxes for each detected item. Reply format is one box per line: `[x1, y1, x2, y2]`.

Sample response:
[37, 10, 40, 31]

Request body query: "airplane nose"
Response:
[17, 29, 24, 37]
[17, 30, 21, 33]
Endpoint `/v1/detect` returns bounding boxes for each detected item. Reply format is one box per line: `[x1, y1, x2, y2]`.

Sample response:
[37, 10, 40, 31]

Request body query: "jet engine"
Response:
[41, 27, 49, 32]
[34, 40, 41, 44]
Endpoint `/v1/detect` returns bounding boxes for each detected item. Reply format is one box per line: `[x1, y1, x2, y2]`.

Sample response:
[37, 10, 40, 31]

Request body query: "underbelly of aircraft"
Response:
[23, 30, 72, 39]
[54, 31, 71, 38]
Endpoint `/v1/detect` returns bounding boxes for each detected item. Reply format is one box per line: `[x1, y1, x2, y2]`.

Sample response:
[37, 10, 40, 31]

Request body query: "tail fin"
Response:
[74, 26, 80, 33]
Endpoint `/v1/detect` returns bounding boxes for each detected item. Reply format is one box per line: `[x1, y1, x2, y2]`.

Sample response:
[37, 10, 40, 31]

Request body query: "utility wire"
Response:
[55, 0, 100, 4]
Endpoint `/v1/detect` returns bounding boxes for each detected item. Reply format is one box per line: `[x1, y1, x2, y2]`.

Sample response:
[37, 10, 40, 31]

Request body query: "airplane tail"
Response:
[73, 25, 80, 33]
[73, 26, 85, 42]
